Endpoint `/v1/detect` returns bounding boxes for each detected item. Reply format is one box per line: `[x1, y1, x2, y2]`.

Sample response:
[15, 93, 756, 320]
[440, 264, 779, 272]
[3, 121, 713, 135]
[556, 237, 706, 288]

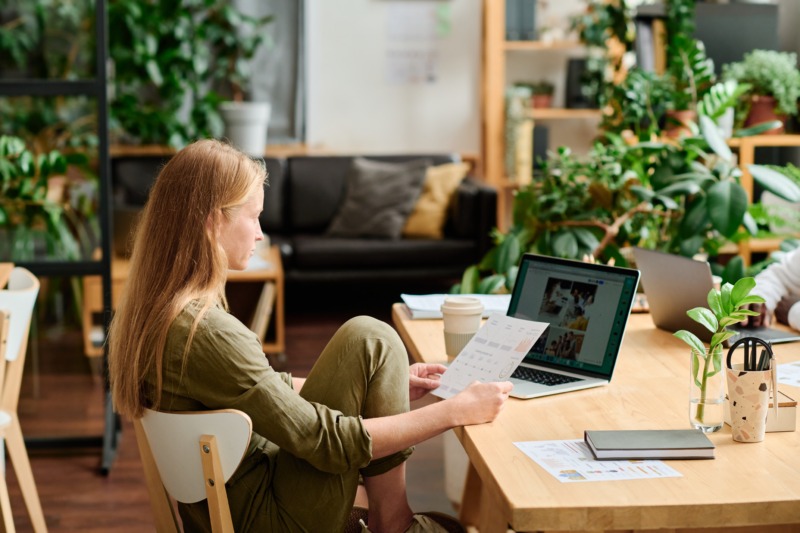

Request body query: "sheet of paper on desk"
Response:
[514, 440, 682, 483]
[778, 362, 800, 387]
[400, 293, 511, 319]
[431, 314, 547, 399]
[245, 254, 271, 271]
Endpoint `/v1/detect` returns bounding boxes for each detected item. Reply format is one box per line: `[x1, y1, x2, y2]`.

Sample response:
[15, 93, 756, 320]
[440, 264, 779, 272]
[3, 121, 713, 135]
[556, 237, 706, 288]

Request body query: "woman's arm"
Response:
[363, 380, 512, 459]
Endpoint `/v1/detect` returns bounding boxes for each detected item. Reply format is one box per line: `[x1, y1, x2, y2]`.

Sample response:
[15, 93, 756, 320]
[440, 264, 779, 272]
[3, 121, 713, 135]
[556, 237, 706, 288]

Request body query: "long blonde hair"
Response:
[108, 139, 267, 418]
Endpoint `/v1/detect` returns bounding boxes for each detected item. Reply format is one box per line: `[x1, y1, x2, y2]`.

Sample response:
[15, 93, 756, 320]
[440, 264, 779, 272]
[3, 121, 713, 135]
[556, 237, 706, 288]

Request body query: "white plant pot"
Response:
[219, 101, 271, 156]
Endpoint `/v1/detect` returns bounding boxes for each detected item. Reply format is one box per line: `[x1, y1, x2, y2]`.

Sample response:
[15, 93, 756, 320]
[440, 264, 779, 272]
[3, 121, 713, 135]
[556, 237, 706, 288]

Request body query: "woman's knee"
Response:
[339, 316, 406, 365]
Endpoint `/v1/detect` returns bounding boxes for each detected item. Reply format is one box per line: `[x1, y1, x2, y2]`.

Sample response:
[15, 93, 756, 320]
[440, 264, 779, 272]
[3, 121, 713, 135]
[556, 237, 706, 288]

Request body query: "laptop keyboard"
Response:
[511, 366, 582, 386]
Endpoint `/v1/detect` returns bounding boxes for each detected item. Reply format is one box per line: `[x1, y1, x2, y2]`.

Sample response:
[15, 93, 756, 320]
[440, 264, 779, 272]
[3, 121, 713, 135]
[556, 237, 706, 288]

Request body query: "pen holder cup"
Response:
[726, 363, 772, 443]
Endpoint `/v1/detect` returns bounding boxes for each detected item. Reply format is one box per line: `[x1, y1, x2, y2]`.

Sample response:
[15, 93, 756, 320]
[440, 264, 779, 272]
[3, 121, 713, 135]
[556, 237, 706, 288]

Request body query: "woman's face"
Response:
[218, 186, 264, 270]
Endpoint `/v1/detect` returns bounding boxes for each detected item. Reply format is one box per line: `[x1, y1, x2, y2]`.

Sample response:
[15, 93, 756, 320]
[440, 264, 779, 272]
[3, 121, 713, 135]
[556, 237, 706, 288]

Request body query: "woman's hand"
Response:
[449, 380, 513, 426]
[409, 363, 447, 401]
[744, 303, 770, 327]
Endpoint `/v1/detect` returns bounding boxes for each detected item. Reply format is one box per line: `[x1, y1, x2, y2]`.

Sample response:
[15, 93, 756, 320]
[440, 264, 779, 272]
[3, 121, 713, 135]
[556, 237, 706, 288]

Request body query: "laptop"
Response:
[632, 247, 800, 345]
[505, 253, 641, 399]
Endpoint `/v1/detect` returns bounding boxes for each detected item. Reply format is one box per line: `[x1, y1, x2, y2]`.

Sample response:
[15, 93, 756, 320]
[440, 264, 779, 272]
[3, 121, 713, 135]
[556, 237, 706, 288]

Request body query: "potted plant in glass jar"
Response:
[722, 50, 800, 135]
[673, 277, 765, 433]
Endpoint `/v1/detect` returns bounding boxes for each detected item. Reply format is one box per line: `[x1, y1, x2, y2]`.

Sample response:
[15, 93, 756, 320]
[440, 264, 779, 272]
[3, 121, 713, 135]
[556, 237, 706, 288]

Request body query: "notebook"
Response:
[632, 247, 800, 345]
[505, 254, 640, 399]
[584, 429, 715, 460]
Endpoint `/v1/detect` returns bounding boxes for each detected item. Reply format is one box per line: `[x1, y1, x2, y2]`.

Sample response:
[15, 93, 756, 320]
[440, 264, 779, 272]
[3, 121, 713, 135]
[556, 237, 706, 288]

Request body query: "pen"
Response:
[756, 349, 767, 371]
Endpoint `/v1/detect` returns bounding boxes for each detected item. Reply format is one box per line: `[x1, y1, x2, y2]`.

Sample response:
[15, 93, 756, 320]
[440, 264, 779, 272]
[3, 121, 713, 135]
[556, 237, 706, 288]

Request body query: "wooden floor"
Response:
[9, 280, 457, 532]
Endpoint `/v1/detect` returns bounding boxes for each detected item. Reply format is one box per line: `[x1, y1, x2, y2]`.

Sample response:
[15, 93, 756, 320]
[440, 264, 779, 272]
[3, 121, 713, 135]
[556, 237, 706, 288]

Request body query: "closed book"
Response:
[584, 429, 715, 460]
[519, 0, 536, 41]
[505, 0, 521, 41]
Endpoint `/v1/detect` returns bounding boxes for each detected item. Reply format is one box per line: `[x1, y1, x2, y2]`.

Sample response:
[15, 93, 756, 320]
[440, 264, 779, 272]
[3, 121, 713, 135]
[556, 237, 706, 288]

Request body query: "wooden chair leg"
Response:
[5, 419, 46, 532]
[0, 459, 15, 533]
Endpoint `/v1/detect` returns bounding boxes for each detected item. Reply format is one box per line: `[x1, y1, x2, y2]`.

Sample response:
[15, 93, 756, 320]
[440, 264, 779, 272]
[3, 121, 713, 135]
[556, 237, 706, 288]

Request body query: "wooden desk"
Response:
[391, 303, 800, 532]
[83, 245, 285, 358]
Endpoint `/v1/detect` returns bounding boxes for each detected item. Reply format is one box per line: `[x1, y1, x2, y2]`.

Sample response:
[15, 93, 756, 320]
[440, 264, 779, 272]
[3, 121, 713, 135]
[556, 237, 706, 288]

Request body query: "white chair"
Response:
[0, 266, 46, 532]
[133, 408, 252, 533]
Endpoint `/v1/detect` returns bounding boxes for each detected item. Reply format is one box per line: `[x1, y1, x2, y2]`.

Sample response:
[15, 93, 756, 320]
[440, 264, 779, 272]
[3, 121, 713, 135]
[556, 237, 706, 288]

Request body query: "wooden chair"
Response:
[0, 266, 46, 532]
[133, 408, 252, 533]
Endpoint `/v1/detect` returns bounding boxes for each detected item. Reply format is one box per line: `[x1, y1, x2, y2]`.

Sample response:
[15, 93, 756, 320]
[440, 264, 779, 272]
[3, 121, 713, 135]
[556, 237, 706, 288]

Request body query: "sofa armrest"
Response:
[448, 178, 497, 257]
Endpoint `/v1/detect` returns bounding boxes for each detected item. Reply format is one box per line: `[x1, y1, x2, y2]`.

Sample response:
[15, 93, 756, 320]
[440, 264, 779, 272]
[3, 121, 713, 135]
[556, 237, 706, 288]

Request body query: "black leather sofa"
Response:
[111, 153, 497, 285]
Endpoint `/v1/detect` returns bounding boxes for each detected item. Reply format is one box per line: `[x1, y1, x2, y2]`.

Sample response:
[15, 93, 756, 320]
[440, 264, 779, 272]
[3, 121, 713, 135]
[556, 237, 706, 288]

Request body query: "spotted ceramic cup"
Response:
[726, 364, 772, 443]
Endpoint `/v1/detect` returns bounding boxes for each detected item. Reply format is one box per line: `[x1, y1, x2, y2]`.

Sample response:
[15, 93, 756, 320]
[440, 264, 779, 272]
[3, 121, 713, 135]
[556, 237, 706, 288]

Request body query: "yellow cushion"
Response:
[402, 162, 470, 239]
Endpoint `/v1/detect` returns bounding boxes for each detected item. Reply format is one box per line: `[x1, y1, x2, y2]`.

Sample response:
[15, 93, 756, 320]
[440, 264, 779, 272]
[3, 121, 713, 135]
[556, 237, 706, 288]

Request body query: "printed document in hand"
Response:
[432, 314, 547, 399]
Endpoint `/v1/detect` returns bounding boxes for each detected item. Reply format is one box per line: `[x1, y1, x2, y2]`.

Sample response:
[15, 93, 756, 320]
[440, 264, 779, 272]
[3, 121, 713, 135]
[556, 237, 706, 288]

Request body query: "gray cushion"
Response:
[325, 158, 430, 239]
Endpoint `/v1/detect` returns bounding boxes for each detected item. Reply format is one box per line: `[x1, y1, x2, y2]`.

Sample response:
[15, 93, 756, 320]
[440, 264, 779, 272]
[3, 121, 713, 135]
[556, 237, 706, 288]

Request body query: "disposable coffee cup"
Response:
[441, 296, 484, 361]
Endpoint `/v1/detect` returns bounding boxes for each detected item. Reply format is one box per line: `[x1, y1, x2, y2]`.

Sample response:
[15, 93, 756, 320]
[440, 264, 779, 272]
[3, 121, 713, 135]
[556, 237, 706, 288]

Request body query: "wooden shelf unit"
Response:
[529, 108, 602, 120]
[481, 1, 598, 229]
[731, 135, 800, 265]
[504, 40, 582, 51]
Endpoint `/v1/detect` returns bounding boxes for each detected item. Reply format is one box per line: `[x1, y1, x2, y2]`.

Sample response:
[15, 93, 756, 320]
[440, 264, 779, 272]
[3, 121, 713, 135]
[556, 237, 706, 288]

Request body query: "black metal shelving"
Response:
[0, 0, 120, 474]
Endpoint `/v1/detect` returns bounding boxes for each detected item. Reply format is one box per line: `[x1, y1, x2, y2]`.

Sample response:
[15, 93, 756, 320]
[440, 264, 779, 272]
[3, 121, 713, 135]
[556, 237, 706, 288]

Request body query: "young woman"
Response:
[108, 139, 512, 533]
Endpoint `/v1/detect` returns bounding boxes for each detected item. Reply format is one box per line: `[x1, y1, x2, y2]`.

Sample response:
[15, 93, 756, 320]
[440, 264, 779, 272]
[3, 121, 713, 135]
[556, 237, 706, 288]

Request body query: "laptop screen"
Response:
[507, 254, 640, 379]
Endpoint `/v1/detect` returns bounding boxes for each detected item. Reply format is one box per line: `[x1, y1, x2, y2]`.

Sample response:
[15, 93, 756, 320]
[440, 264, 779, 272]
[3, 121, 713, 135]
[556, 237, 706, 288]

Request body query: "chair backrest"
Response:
[0, 267, 39, 363]
[139, 409, 252, 504]
[0, 267, 40, 413]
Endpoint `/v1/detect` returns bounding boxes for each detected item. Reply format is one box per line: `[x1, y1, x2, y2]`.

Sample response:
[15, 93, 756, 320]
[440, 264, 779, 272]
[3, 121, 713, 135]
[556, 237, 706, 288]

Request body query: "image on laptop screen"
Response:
[507, 254, 640, 380]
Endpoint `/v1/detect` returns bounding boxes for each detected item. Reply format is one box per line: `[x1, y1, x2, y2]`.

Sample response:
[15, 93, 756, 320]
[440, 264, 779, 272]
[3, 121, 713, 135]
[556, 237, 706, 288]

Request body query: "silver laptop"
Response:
[505, 254, 640, 399]
[632, 247, 800, 345]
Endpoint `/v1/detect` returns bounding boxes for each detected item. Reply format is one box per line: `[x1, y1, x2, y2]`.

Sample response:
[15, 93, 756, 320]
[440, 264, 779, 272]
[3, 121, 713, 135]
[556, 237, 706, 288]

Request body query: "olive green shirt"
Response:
[149, 301, 373, 529]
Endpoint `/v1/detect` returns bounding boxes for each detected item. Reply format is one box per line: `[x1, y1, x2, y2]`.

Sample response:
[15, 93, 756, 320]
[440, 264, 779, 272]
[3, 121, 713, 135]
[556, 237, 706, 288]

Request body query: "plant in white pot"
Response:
[209, 5, 274, 156]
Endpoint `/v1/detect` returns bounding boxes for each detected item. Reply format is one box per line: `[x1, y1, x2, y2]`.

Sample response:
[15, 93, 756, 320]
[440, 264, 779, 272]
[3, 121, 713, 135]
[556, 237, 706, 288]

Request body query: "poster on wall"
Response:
[385, 2, 451, 84]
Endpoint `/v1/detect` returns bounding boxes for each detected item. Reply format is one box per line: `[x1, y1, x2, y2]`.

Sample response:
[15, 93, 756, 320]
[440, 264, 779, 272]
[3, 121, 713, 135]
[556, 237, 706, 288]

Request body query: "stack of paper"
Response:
[400, 293, 511, 319]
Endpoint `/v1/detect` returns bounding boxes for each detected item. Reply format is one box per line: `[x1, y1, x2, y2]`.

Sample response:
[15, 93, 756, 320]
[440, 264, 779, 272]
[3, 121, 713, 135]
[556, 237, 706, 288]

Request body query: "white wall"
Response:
[305, 0, 481, 154]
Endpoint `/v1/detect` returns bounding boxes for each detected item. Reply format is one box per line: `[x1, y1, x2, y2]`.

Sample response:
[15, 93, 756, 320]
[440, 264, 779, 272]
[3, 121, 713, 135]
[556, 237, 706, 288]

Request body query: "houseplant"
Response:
[722, 50, 800, 134]
[673, 277, 764, 432]
[207, 5, 274, 155]
[452, 116, 800, 294]
[570, 0, 637, 109]
[0, 135, 96, 261]
[601, 68, 672, 140]
[664, 0, 715, 116]
[107, 0, 272, 148]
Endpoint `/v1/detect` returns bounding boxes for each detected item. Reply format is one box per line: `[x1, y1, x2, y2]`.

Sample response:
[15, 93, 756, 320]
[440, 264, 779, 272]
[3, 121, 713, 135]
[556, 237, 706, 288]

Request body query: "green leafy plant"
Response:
[602, 69, 673, 139]
[698, 80, 751, 121]
[673, 277, 764, 424]
[0, 0, 94, 80]
[571, 0, 637, 108]
[665, 0, 715, 112]
[454, 116, 800, 294]
[0, 135, 96, 261]
[204, 6, 273, 102]
[107, 0, 272, 146]
[515, 81, 554, 96]
[722, 50, 800, 117]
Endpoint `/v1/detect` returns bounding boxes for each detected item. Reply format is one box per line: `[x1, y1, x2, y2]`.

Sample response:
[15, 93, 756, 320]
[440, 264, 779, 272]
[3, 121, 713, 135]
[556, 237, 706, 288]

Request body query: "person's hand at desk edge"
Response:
[744, 248, 800, 330]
